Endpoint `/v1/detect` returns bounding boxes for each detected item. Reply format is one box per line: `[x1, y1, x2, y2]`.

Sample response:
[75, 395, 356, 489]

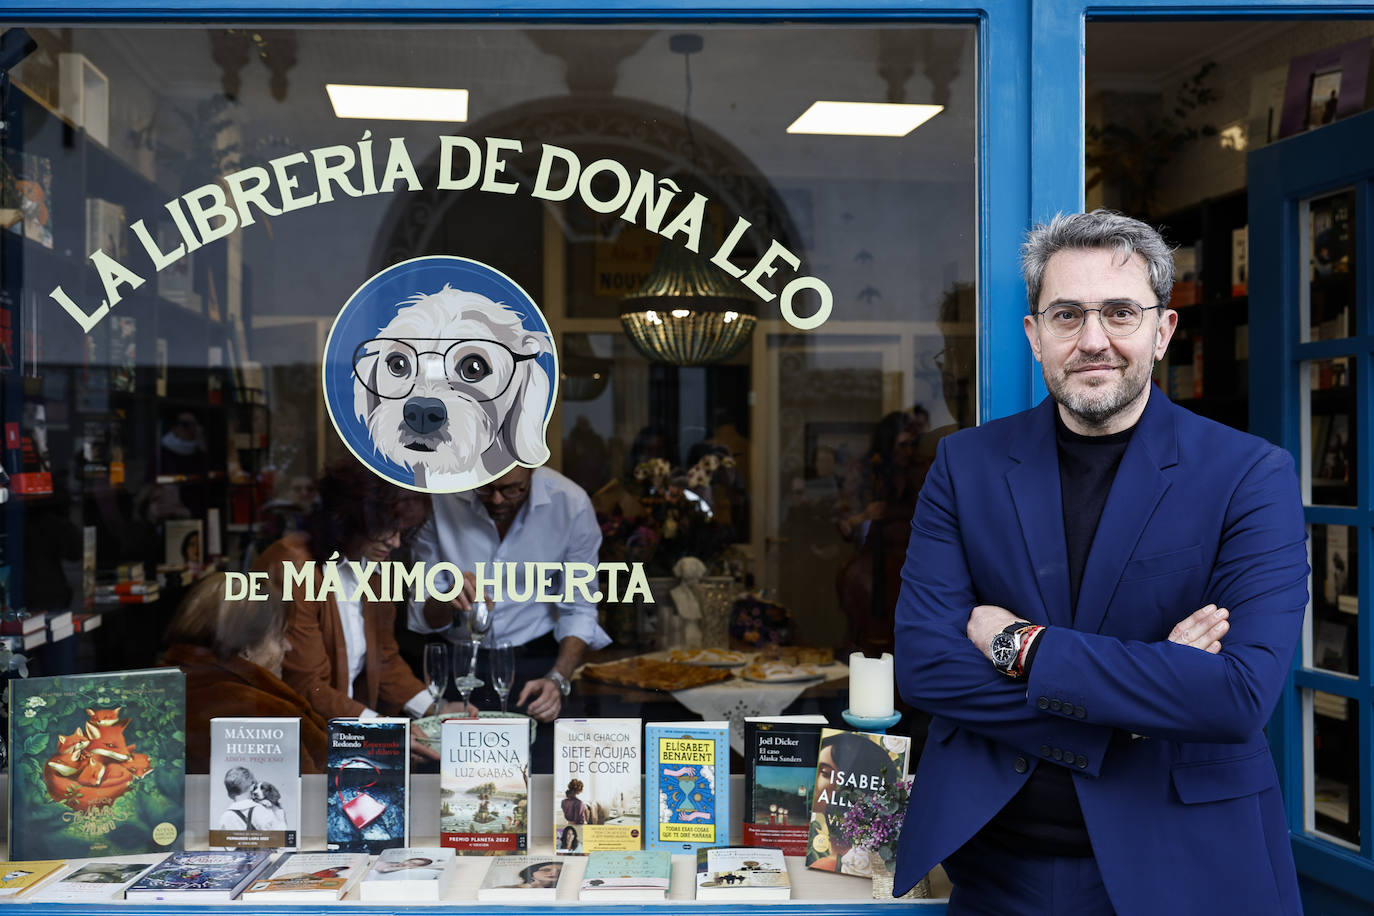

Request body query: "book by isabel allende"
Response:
[742, 716, 827, 855]
[645, 720, 729, 853]
[440, 717, 530, 855]
[7, 668, 186, 860]
[805, 728, 910, 877]
[326, 717, 409, 854]
[553, 717, 642, 853]
[208, 716, 300, 850]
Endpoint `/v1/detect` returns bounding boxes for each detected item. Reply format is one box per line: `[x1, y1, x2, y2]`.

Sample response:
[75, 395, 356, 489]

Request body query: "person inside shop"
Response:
[408, 462, 610, 770]
[256, 458, 470, 762]
[892, 210, 1307, 914]
[162, 570, 328, 773]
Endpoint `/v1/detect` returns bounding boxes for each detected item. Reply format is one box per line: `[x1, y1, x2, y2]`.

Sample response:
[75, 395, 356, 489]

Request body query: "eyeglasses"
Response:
[1034, 300, 1163, 338]
[474, 480, 530, 501]
[352, 337, 539, 402]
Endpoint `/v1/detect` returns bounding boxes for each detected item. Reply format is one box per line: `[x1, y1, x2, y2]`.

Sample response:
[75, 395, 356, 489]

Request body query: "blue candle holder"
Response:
[842, 708, 902, 734]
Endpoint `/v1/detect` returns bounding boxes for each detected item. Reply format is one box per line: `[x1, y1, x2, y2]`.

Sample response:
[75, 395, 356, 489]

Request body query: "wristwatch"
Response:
[990, 621, 1035, 677]
[546, 670, 572, 697]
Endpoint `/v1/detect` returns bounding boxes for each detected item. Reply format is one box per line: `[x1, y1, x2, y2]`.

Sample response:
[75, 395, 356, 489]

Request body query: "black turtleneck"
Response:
[977, 406, 1136, 858]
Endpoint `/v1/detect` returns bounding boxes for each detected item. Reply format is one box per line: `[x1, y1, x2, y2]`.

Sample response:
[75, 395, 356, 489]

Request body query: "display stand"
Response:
[0, 774, 949, 911]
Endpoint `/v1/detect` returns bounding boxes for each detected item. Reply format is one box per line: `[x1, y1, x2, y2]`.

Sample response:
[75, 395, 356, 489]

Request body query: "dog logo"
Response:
[323, 256, 557, 493]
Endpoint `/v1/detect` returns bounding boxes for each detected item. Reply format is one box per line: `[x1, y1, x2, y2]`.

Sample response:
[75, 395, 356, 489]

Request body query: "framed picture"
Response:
[1279, 39, 1372, 137]
[803, 421, 872, 480]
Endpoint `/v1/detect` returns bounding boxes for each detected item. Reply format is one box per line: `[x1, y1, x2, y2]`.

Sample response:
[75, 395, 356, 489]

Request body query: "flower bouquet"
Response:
[836, 775, 930, 899]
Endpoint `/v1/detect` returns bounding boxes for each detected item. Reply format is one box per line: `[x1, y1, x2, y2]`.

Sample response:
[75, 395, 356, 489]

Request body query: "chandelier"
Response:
[619, 33, 757, 366]
[620, 241, 757, 365]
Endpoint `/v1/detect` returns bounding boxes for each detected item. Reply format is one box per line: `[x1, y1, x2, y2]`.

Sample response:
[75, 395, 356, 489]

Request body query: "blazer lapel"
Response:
[1073, 389, 1178, 634]
[1007, 399, 1073, 627]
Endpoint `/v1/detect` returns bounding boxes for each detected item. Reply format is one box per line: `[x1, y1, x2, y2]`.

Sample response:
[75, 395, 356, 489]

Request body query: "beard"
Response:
[1044, 350, 1154, 429]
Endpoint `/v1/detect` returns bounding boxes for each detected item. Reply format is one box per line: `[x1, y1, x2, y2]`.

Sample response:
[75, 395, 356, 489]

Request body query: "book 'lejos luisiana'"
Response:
[208, 716, 300, 850]
[645, 720, 729, 853]
[242, 852, 370, 901]
[554, 717, 643, 853]
[326, 717, 409, 854]
[805, 727, 911, 878]
[440, 717, 530, 854]
[742, 716, 827, 855]
[7, 667, 186, 860]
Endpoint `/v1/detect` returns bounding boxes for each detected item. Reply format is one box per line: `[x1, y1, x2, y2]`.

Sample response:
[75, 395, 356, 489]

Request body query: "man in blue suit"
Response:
[893, 210, 1307, 915]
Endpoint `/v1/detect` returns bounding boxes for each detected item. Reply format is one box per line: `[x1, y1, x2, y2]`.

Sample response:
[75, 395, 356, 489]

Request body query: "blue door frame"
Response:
[7, 1, 1374, 911]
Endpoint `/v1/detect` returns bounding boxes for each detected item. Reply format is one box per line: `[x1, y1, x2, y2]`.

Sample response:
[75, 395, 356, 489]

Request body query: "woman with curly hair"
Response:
[254, 459, 467, 759]
[561, 778, 590, 825]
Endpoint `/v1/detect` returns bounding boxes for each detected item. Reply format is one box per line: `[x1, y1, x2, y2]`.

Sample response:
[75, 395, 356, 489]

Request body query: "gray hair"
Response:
[1020, 210, 1174, 314]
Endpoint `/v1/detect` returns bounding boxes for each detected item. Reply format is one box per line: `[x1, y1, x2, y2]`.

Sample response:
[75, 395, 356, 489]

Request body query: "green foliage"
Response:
[1086, 63, 1220, 219]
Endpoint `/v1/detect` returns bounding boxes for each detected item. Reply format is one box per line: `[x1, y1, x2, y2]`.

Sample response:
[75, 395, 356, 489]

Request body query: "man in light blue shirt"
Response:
[408, 464, 611, 732]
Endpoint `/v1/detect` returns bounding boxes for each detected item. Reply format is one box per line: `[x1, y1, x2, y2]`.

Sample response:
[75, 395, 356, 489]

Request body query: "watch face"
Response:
[990, 633, 1018, 669]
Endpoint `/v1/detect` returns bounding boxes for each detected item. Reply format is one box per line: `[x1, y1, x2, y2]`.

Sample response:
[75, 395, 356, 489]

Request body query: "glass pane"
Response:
[1308, 524, 1358, 676]
[1309, 690, 1361, 847]
[0, 23, 977, 775]
[1306, 189, 1356, 341]
[1306, 357, 1356, 506]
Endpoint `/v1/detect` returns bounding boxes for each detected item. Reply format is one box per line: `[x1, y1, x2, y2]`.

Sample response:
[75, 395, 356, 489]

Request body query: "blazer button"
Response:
[1074, 706, 1087, 718]
[1040, 744, 1052, 757]
[1014, 756, 1028, 774]
[1052, 748, 1064, 761]
[1050, 699, 1062, 711]
[1076, 755, 1088, 768]
[1038, 697, 1049, 710]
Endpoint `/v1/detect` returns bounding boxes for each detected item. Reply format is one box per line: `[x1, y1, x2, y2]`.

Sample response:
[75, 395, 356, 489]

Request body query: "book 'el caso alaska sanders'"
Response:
[208, 717, 300, 850]
[553, 717, 643, 853]
[440, 717, 531, 854]
[645, 721, 729, 853]
[7, 668, 186, 860]
[742, 716, 828, 855]
[326, 717, 409, 854]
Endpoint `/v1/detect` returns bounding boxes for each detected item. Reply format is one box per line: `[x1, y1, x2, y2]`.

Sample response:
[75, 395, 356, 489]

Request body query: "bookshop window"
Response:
[0, 24, 976, 771]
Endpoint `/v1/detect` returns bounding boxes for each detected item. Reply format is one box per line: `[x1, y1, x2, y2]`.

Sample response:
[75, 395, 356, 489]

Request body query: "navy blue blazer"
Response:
[894, 391, 1307, 915]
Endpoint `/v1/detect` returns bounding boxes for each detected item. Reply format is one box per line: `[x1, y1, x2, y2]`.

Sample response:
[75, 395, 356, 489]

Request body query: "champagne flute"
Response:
[422, 643, 449, 713]
[465, 596, 494, 683]
[489, 643, 515, 714]
[452, 642, 482, 715]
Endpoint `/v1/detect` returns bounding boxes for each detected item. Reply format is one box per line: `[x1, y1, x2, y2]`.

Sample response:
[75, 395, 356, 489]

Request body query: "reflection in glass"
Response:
[1306, 189, 1356, 341]
[1306, 357, 1356, 506]
[1308, 524, 1358, 676]
[1310, 690, 1360, 846]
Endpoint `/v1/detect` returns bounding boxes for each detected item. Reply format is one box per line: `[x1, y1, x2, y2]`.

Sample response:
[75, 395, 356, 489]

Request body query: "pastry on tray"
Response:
[581, 657, 733, 691]
[664, 647, 748, 666]
[755, 645, 835, 666]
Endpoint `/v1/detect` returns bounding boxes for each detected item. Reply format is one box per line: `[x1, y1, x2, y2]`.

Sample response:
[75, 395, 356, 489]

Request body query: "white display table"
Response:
[0, 774, 950, 911]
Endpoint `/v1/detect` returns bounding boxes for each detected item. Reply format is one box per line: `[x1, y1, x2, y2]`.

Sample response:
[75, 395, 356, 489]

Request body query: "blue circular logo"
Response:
[322, 256, 558, 493]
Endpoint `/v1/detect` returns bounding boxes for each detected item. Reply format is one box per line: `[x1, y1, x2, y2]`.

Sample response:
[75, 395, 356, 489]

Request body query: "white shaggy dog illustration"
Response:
[352, 284, 553, 490]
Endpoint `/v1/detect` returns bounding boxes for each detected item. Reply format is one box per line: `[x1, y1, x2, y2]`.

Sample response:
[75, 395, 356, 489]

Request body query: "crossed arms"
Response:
[895, 440, 1308, 774]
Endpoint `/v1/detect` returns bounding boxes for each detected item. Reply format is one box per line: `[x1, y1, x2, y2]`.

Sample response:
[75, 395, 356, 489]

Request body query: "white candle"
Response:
[849, 651, 895, 717]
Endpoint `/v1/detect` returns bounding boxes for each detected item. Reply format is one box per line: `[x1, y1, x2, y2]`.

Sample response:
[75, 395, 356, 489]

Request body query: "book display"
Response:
[645, 721, 730, 854]
[358, 847, 457, 901]
[742, 716, 827, 855]
[208, 717, 301, 850]
[124, 850, 273, 901]
[554, 717, 643, 853]
[26, 857, 161, 903]
[579, 850, 673, 901]
[805, 729, 911, 878]
[440, 716, 531, 855]
[476, 854, 571, 901]
[7, 668, 186, 860]
[326, 718, 410, 854]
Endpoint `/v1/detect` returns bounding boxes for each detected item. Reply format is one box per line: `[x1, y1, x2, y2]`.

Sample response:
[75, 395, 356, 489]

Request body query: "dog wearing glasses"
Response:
[352, 284, 552, 490]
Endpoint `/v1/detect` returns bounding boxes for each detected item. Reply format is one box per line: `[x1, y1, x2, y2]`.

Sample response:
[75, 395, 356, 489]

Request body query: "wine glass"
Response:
[422, 643, 449, 713]
[488, 643, 514, 714]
